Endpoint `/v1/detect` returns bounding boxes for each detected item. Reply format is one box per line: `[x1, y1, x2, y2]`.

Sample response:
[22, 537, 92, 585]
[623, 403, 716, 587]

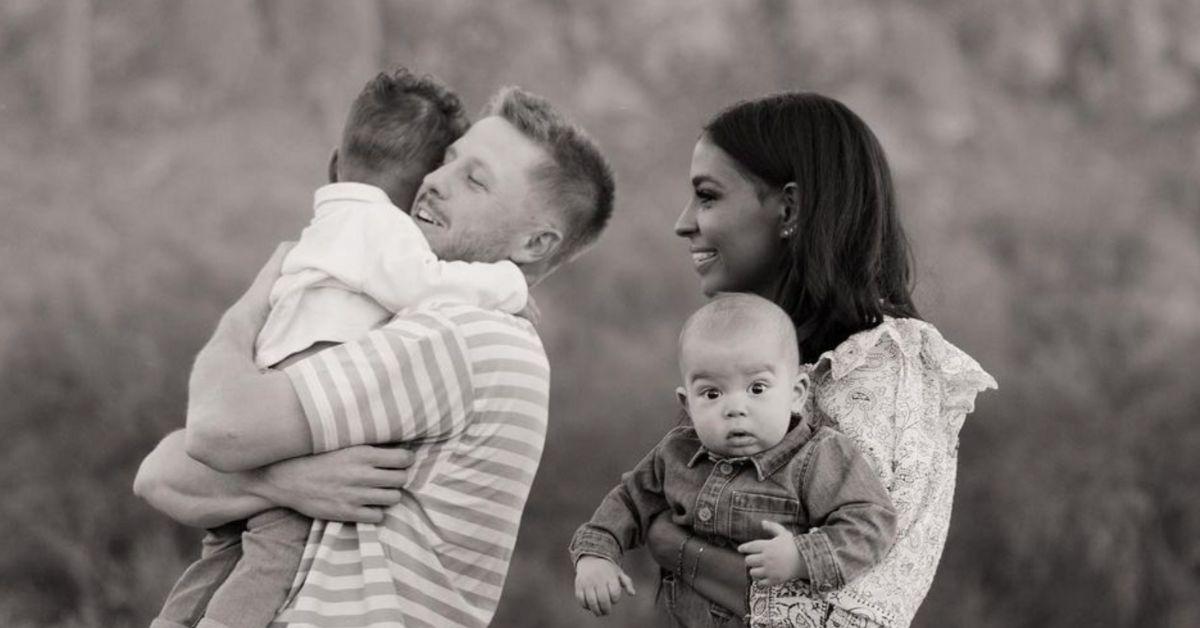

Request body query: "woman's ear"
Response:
[779, 182, 800, 237]
[510, 227, 563, 265]
[327, 148, 340, 183]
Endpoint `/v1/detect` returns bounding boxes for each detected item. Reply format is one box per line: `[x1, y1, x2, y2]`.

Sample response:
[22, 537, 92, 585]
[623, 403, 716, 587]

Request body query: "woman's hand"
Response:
[647, 511, 686, 571]
[254, 444, 413, 524]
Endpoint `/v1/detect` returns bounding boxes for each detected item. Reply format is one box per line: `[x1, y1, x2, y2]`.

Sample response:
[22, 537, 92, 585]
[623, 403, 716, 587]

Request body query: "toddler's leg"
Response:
[151, 521, 246, 628]
[197, 507, 313, 628]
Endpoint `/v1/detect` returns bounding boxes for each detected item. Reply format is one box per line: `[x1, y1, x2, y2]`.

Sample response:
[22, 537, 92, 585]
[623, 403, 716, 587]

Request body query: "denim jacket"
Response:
[570, 419, 897, 625]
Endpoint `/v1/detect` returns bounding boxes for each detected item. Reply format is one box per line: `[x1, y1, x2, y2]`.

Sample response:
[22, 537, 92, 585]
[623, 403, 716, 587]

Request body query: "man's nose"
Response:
[423, 167, 449, 200]
[674, 202, 697, 237]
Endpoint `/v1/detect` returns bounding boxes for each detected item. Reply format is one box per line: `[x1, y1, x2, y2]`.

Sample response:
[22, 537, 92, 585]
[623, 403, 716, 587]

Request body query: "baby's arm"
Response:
[738, 429, 897, 591]
[569, 430, 678, 616]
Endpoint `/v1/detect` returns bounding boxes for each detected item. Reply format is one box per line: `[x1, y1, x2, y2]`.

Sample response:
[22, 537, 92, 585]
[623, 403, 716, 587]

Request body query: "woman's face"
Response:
[675, 136, 787, 297]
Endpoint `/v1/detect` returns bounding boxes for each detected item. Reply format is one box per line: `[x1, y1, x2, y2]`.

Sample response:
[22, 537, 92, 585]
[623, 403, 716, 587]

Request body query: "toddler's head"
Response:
[334, 68, 470, 209]
[676, 294, 808, 458]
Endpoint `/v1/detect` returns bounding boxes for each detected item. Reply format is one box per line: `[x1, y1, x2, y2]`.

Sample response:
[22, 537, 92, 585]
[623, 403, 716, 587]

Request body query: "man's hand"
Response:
[574, 555, 635, 617]
[737, 520, 803, 586]
[256, 445, 413, 524]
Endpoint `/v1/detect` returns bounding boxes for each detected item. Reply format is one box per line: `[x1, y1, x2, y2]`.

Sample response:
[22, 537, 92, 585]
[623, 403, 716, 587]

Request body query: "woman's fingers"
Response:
[346, 506, 385, 524]
[359, 467, 409, 488]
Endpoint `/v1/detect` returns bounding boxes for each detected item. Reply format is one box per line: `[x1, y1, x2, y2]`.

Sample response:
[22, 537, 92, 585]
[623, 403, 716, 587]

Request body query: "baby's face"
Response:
[677, 332, 804, 458]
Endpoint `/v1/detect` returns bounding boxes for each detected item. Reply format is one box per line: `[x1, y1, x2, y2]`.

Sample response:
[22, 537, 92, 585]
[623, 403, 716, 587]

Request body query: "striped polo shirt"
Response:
[273, 304, 550, 628]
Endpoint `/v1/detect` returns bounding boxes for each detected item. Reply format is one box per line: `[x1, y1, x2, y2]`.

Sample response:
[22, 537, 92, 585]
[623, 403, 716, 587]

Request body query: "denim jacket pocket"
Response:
[731, 491, 800, 540]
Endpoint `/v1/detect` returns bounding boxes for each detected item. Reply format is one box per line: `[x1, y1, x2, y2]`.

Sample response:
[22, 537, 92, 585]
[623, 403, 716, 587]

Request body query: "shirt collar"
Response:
[685, 417, 814, 481]
[314, 181, 393, 208]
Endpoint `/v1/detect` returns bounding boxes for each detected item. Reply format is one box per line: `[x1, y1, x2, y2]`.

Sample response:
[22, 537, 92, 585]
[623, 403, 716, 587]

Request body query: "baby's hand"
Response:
[574, 555, 636, 617]
[737, 520, 803, 586]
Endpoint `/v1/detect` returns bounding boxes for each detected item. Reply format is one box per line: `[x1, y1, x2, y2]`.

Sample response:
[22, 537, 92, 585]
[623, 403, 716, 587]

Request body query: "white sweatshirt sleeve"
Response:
[286, 202, 528, 314]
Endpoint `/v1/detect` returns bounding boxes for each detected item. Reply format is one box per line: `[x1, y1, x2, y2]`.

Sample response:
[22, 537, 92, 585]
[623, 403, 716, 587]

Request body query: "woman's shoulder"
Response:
[809, 317, 997, 398]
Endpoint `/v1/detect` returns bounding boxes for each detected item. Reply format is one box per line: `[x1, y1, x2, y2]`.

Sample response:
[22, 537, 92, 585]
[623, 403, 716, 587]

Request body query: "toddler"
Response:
[152, 69, 526, 628]
[570, 294, 897, 627]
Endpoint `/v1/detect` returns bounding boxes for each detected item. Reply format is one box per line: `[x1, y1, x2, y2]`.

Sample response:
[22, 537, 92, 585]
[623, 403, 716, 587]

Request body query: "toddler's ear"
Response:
[675, 387, 689, 414]
[327, 148, 339, 183]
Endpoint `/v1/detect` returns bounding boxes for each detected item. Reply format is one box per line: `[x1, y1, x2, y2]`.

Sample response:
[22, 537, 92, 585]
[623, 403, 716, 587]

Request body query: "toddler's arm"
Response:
[739, 429, 897, 591]
[293, 203, 527, 313]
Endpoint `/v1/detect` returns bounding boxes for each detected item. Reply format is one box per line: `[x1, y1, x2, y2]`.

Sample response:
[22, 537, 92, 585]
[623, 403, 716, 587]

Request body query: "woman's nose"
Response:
[674, 202, 697, 238]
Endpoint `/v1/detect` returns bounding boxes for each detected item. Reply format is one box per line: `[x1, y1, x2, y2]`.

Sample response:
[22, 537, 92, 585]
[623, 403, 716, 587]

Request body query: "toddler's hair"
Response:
[340, 68, 470, 181]
[679, 294, 801, 368]
[482, 87, 615, 265]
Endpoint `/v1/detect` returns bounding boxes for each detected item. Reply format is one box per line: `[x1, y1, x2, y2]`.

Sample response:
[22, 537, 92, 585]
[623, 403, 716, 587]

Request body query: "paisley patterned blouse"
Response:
[749, 318, 996, 628]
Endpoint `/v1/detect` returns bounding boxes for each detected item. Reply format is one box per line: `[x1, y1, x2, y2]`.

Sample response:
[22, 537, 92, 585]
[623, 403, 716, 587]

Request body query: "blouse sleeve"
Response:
[752, 319, 996, 627]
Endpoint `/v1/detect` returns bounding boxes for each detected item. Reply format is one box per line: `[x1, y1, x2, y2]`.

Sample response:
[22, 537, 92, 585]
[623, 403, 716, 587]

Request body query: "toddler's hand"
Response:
[574, 555, 635, 617]
[737, 520, 803, 586]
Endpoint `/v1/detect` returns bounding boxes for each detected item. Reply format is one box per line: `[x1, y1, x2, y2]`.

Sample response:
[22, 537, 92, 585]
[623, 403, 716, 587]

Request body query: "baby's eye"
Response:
[701, 388, 721, 400]
[748, 382, 768, 395]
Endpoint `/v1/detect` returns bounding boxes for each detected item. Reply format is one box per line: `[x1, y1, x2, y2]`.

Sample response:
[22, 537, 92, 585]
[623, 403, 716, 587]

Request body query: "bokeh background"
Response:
[3, 0, 1199, 626]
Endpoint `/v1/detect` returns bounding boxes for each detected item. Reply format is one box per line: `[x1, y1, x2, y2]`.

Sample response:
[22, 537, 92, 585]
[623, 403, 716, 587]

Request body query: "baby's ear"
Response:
[675, 387, 689, 414]
[790, 372, 811, 414]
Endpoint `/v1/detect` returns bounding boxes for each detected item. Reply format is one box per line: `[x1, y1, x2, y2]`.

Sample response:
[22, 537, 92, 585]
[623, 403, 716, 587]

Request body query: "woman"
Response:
[652, 92, 995, 627]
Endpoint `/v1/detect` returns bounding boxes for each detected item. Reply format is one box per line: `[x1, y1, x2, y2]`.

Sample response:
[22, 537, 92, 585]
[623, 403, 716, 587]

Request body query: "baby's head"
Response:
[333, 68, 471, 209]
[676, 294, 808, 458]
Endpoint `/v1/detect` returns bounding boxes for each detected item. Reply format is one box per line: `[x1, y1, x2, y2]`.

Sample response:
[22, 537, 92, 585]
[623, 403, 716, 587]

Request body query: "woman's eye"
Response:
[749, 383, 767, 395]
[695, 189, 718, 205]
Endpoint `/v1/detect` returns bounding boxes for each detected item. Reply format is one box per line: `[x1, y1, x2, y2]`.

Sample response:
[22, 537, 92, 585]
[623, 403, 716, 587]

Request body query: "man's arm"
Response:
[135, 429, 412, 528]
[185, 244, 313, 471]
[186, 244, 477, 471]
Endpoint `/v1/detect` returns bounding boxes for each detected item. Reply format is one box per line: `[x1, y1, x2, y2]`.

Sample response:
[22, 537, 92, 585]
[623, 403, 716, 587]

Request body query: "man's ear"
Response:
[511, 227, 563, 265]
[327, 148, 339, 183]
[675, 386, 690, 414]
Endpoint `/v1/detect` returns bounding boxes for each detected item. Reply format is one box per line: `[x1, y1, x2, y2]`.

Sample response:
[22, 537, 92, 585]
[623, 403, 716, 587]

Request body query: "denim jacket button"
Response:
[717, 461, 732, 476]
[697, 506, 713, 522]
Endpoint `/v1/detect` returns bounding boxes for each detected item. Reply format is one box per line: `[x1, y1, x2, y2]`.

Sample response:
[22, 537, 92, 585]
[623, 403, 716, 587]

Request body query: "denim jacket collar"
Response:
[686, 418, 815, 481]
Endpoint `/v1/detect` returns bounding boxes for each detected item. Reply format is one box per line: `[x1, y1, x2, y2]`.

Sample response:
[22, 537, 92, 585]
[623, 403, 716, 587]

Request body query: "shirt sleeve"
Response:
[282, 310, 475, 452]
[792, 430, 898, 592]
[289, 203, 529, 314]
[568, 430, 678, 565]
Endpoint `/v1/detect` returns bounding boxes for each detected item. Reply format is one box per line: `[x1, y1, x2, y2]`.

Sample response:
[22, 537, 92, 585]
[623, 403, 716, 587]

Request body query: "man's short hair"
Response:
[341, 68, 470, 179]
[482, 87, 615, 264]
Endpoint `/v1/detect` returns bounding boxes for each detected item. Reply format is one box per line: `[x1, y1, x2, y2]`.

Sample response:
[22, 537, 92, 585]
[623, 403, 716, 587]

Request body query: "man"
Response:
[135, 86, 614, 628]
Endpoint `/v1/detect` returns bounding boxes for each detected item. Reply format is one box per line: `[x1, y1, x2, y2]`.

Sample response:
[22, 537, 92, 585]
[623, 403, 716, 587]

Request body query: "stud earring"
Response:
[781, 227, 794, 238]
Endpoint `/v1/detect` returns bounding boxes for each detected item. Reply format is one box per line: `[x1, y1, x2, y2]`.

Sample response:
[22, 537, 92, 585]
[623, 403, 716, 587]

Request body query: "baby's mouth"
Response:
[726, 429, 755, 443]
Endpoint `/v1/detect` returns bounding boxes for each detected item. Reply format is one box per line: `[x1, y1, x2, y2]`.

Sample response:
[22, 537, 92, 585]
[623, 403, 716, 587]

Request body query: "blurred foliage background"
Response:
[2, 0, 1198, 626]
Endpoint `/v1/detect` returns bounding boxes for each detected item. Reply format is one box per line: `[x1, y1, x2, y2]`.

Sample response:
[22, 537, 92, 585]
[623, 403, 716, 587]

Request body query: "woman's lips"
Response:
[690, 249, 717, 271]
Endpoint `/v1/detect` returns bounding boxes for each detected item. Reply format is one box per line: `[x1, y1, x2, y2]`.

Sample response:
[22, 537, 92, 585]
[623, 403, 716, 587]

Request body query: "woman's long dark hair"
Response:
[704, 92, 920, 359]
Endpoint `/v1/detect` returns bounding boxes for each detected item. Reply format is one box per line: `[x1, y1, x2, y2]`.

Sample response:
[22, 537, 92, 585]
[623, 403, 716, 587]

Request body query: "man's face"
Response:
[410, 116, 548, 263]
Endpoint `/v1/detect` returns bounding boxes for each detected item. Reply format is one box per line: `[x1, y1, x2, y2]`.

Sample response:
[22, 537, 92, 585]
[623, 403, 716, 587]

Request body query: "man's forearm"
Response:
[135, 429, 273, 528]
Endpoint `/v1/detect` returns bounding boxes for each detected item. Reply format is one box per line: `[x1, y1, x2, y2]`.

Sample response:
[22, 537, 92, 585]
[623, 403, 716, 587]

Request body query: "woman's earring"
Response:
[781, 227, 794, 239]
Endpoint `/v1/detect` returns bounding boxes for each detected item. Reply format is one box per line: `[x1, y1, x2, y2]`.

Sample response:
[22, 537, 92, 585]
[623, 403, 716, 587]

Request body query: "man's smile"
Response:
[412, 196, 447, 228]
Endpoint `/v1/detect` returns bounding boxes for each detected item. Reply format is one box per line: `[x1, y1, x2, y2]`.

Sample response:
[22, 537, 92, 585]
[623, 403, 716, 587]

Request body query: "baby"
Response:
[152, 69, 526, 628]
[570, 294, 898, 626]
